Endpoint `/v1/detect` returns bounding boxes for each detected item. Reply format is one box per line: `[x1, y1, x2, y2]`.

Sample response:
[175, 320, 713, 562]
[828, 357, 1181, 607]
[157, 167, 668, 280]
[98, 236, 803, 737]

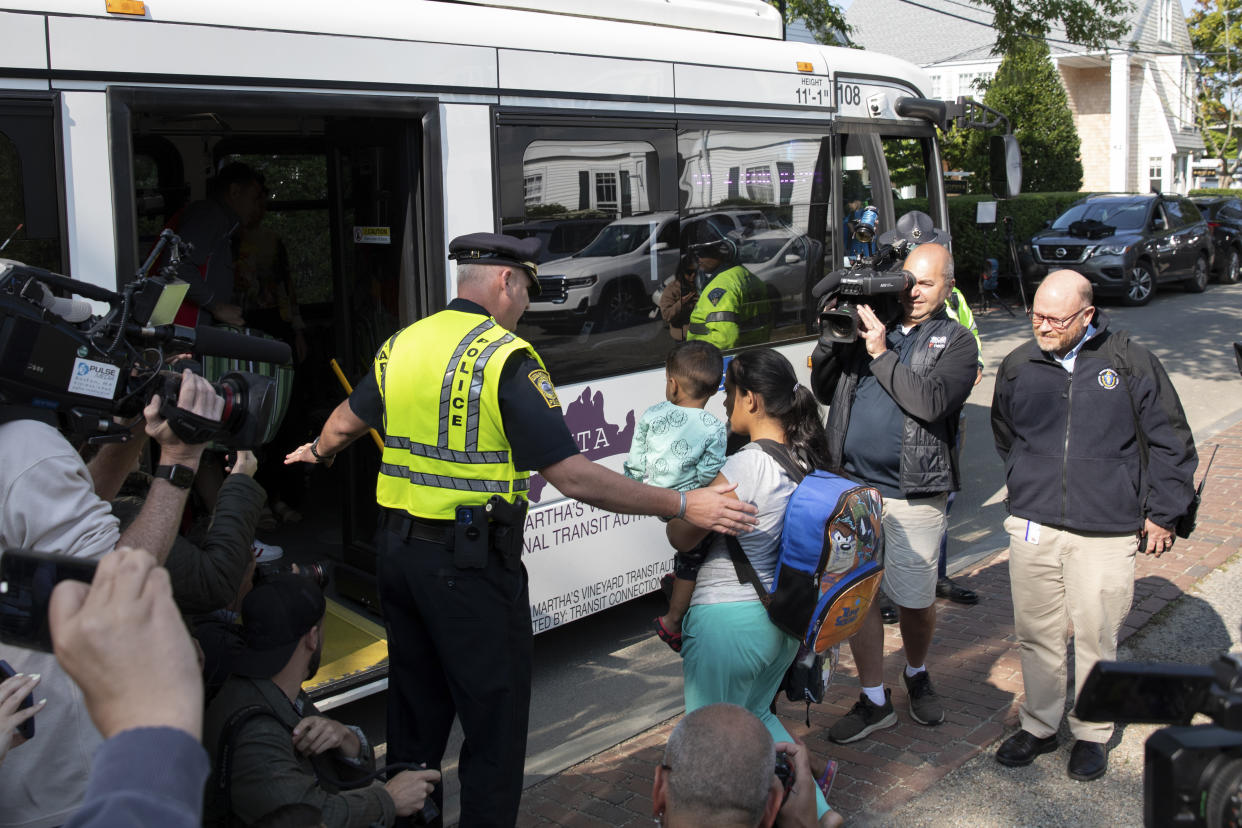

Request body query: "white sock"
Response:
[905, 664, 927, 678]
[862, 684, 886, 707]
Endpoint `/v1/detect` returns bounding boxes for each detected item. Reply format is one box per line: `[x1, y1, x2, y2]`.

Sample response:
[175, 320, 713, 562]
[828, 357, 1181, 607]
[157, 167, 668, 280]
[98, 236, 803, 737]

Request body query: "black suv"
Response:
[1189, 196, 1242, 284]
[1026, 193, 1214, 305]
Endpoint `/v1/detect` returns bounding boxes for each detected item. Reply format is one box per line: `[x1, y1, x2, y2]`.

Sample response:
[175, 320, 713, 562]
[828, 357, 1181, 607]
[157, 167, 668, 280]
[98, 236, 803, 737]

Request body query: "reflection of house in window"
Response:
[746, 165, 774, 203]
[594, 171, 617, 214]
[524, 173, 543, 206]
[776, 162, 795, 205]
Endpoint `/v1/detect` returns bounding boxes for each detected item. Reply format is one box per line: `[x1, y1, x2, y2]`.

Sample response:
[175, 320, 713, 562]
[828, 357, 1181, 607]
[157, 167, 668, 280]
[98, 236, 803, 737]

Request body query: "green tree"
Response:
[1189, 0, 1241, 176]
[942, 38, 1083, 193]
[768, 0, 1129, 53]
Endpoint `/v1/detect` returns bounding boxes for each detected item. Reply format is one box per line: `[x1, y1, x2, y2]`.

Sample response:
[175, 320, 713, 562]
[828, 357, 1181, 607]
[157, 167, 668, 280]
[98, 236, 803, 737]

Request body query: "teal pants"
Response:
[682, 600, 830, 819]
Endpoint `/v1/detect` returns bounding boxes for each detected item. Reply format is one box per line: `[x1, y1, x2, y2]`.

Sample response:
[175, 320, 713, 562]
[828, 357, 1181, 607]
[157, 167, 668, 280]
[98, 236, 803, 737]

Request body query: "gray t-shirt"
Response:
[691, 443, 796, 606]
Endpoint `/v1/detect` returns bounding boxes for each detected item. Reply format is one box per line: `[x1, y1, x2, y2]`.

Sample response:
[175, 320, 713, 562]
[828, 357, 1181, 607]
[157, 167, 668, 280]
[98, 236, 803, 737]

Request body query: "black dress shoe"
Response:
[1067, 740, 1108, 781]
[995, 729, 1058, 767]
[879, 601, 899, 624]
[936, 577, 978, 605]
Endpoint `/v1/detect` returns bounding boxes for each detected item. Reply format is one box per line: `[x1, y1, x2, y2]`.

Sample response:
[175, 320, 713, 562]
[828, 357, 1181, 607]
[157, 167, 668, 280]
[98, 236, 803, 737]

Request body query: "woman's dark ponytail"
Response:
[726, 349, 830, 472]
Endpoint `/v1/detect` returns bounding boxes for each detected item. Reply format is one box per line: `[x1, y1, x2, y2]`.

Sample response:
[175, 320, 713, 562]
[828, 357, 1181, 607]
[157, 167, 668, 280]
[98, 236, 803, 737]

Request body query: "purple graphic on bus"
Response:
[528, 387, 635, 502]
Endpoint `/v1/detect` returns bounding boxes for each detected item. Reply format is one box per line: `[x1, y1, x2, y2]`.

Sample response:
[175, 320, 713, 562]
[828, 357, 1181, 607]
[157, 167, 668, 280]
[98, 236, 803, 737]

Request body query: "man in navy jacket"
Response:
[990, 269, 1197, 782]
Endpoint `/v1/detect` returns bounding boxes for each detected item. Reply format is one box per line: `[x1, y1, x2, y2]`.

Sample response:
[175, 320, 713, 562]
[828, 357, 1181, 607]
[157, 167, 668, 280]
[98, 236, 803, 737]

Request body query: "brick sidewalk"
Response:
[516, 419, 1242, 826]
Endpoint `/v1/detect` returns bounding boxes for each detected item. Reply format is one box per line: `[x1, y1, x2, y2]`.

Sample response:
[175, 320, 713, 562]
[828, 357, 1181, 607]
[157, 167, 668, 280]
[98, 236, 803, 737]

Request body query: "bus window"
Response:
[678, 128, 830, 344]
[0, 101, 62, 272]
[883, 137, 941, 227]
[839, 132, 888, 266]
[505, 138, 677, 384]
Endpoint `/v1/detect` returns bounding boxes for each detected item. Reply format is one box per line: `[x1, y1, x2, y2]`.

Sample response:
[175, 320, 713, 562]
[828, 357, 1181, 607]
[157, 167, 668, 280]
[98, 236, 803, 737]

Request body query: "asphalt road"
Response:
[339, 281, 1242, 824]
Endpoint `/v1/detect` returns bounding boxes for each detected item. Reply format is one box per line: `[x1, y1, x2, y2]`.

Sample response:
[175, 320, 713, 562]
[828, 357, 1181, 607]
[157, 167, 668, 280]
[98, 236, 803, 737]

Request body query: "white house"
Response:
[843, 0, 1204, 194]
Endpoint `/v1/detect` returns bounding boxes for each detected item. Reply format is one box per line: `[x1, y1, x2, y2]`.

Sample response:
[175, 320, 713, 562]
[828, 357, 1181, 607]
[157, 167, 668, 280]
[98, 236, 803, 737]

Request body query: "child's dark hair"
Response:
[726, 348, 830, 472]
[667, 340, 724, 401]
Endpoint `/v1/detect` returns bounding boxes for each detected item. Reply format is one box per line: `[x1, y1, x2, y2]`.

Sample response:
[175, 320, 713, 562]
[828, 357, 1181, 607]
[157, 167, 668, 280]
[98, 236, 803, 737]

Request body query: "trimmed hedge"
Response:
[1189, 188, 1242, 197]
[895, 192, 1088, 292]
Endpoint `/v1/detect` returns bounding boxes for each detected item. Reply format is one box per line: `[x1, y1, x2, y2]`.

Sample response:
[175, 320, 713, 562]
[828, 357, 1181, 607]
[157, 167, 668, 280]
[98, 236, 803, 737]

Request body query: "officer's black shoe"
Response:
[879, 601, 898, 625]
[936, 576, 978, 605]
[1067, 740, 1108, 781]
[995, 729, 1058, 767]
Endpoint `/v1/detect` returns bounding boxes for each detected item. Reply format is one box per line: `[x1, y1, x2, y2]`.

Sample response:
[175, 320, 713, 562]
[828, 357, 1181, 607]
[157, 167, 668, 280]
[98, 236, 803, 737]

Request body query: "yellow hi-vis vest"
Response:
[374, 309, 547, 519]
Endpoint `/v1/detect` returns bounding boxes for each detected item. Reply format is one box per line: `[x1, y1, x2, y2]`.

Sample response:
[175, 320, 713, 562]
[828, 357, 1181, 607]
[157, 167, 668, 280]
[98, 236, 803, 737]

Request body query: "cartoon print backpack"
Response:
[727, 440, 884, 654]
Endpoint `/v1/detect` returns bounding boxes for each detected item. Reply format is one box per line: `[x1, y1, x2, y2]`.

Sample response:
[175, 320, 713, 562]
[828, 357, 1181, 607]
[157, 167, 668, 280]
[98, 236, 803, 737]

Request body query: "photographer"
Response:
[652, 703, 831, 828]
[111, 449, 265, 616]
[202, 574, 440, 827]
[809, 241, 977, 745]
[0, 370, 224, 828]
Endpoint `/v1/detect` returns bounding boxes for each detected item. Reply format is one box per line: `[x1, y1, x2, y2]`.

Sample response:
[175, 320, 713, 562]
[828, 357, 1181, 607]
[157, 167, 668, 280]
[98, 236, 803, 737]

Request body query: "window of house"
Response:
[594, 171, 618, 215]
[1149, 156, 1164, 193]
[929, 75, 941, 99]
[524, 173, 543, 206]
[956, 72, 992, 98]
[745, 164, 774, 203]
[1159, 0, 1173, 43]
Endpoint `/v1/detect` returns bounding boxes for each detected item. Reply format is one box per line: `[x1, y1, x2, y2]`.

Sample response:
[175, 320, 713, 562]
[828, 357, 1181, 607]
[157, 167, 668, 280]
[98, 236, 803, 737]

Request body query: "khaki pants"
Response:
[1004, 516, 1137, 742]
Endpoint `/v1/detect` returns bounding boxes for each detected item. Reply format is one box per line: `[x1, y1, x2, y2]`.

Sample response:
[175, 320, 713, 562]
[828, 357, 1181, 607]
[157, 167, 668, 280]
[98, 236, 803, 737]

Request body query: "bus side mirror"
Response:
[990, 134, 1022, 199]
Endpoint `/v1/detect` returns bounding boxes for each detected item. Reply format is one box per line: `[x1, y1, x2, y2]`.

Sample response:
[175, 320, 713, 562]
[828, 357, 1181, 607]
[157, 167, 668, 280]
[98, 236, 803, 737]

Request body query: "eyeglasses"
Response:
[1028, 306, 1091, 330]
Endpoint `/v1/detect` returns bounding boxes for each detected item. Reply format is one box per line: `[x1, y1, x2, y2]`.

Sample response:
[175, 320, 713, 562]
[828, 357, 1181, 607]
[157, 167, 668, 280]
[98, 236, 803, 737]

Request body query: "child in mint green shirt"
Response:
[624, 341, 726, 653]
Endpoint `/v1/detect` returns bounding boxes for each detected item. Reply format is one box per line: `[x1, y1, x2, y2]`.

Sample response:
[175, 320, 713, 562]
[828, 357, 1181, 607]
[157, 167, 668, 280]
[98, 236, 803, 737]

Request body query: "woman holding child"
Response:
[667, 348, 841, 827]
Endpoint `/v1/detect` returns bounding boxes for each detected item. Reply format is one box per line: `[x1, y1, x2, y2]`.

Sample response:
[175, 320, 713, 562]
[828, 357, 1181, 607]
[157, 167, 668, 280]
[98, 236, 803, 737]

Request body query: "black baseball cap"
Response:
[448, 232, 542, 296]
[231, 574, 326, 679]
[876, 210, 949, 247]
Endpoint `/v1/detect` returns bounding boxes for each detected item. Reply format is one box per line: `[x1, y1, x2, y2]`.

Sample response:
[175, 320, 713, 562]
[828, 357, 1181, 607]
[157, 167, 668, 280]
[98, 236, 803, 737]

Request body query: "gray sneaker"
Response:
[903, 670, 944, 726]
[828, 689, 897, 744]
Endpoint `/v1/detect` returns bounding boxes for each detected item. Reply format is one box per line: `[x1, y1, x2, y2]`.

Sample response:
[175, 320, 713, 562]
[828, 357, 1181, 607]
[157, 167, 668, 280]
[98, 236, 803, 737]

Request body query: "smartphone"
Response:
[0, 658, 35, 739]
[0, 549, 98, 653]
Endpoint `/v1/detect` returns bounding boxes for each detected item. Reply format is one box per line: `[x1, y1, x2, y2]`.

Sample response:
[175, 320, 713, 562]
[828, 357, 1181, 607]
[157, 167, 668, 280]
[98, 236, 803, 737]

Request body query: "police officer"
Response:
[287, 232, 757, 827]
[685, 238, 771, 350]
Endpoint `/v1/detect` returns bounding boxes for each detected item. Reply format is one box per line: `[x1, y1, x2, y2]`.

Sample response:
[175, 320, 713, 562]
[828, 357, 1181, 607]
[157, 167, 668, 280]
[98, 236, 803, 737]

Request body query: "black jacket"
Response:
[810, 309, 978, 496]
[990, 312, 1197, 533]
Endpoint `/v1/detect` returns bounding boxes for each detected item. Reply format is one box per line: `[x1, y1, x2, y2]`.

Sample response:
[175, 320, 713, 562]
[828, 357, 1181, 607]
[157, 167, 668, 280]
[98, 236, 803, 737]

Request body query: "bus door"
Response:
[324, 117, 423, 593]
[112, 91, 438, 609]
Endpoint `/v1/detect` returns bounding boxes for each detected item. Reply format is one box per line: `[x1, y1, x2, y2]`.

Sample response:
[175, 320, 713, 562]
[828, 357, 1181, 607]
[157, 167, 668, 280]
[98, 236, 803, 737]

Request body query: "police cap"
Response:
[448, 232, 542, 296]
[876, 210, 949, 248]
[691, 238, 736, 262]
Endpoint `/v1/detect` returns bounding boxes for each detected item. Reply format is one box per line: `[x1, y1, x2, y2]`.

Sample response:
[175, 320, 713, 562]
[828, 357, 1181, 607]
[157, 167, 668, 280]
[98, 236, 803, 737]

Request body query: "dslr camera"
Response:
[1076, 654, 1242, 827]
[0, 230, 290, 449]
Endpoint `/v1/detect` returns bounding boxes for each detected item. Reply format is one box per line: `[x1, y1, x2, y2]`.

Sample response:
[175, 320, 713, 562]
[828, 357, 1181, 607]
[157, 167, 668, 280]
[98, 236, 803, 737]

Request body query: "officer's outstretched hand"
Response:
[684, 482, 758, 535]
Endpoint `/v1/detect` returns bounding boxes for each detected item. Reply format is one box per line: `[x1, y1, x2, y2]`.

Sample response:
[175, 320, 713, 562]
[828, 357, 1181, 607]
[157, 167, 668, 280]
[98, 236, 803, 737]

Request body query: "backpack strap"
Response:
[727, 441, 806, 602]
[215, 704, 285, 828]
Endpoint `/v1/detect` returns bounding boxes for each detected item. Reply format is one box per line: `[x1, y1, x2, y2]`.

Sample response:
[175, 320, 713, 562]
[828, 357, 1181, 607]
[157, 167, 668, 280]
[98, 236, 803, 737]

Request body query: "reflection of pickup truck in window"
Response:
[525, 211, 680, 330]
[504, 217, 612, 264]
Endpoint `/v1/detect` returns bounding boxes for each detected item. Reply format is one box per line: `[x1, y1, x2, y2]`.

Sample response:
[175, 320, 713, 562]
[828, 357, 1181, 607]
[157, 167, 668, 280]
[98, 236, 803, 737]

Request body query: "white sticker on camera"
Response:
[67, 358, 120, 399]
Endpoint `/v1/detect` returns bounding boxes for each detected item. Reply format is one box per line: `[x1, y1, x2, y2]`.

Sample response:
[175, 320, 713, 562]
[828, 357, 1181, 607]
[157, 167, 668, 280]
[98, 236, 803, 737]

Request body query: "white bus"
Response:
[0, 0, 991, 702]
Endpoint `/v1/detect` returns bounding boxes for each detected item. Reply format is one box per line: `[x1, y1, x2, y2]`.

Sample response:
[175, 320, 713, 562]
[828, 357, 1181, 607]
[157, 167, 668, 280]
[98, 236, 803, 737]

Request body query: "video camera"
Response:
[1076, 654, 1242, 827]
[812, 239, 914, 344]
[0, 230, 291, 449]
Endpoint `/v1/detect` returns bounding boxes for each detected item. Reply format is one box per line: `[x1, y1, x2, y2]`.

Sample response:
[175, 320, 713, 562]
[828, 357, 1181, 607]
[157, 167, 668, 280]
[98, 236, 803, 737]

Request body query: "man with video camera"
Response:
[809, 225, 977, 746]
[0, 371, 225, 828]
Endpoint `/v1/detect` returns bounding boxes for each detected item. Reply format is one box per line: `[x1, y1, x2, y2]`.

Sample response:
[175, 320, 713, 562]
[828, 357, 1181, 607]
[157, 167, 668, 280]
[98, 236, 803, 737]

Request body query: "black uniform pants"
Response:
[375, 524, 533, 828]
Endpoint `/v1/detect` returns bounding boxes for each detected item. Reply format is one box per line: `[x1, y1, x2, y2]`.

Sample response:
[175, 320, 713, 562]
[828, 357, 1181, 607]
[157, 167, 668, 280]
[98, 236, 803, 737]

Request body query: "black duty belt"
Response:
[380, 507, 454, 543]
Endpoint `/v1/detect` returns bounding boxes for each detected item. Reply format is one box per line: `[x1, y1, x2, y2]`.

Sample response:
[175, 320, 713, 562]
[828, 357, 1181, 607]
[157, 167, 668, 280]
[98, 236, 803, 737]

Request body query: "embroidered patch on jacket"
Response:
[1098, 368, 1119, 389]
[708, 288, 726, 306]
[528, 369, 561, 408]
[928, 335, 947, 349]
